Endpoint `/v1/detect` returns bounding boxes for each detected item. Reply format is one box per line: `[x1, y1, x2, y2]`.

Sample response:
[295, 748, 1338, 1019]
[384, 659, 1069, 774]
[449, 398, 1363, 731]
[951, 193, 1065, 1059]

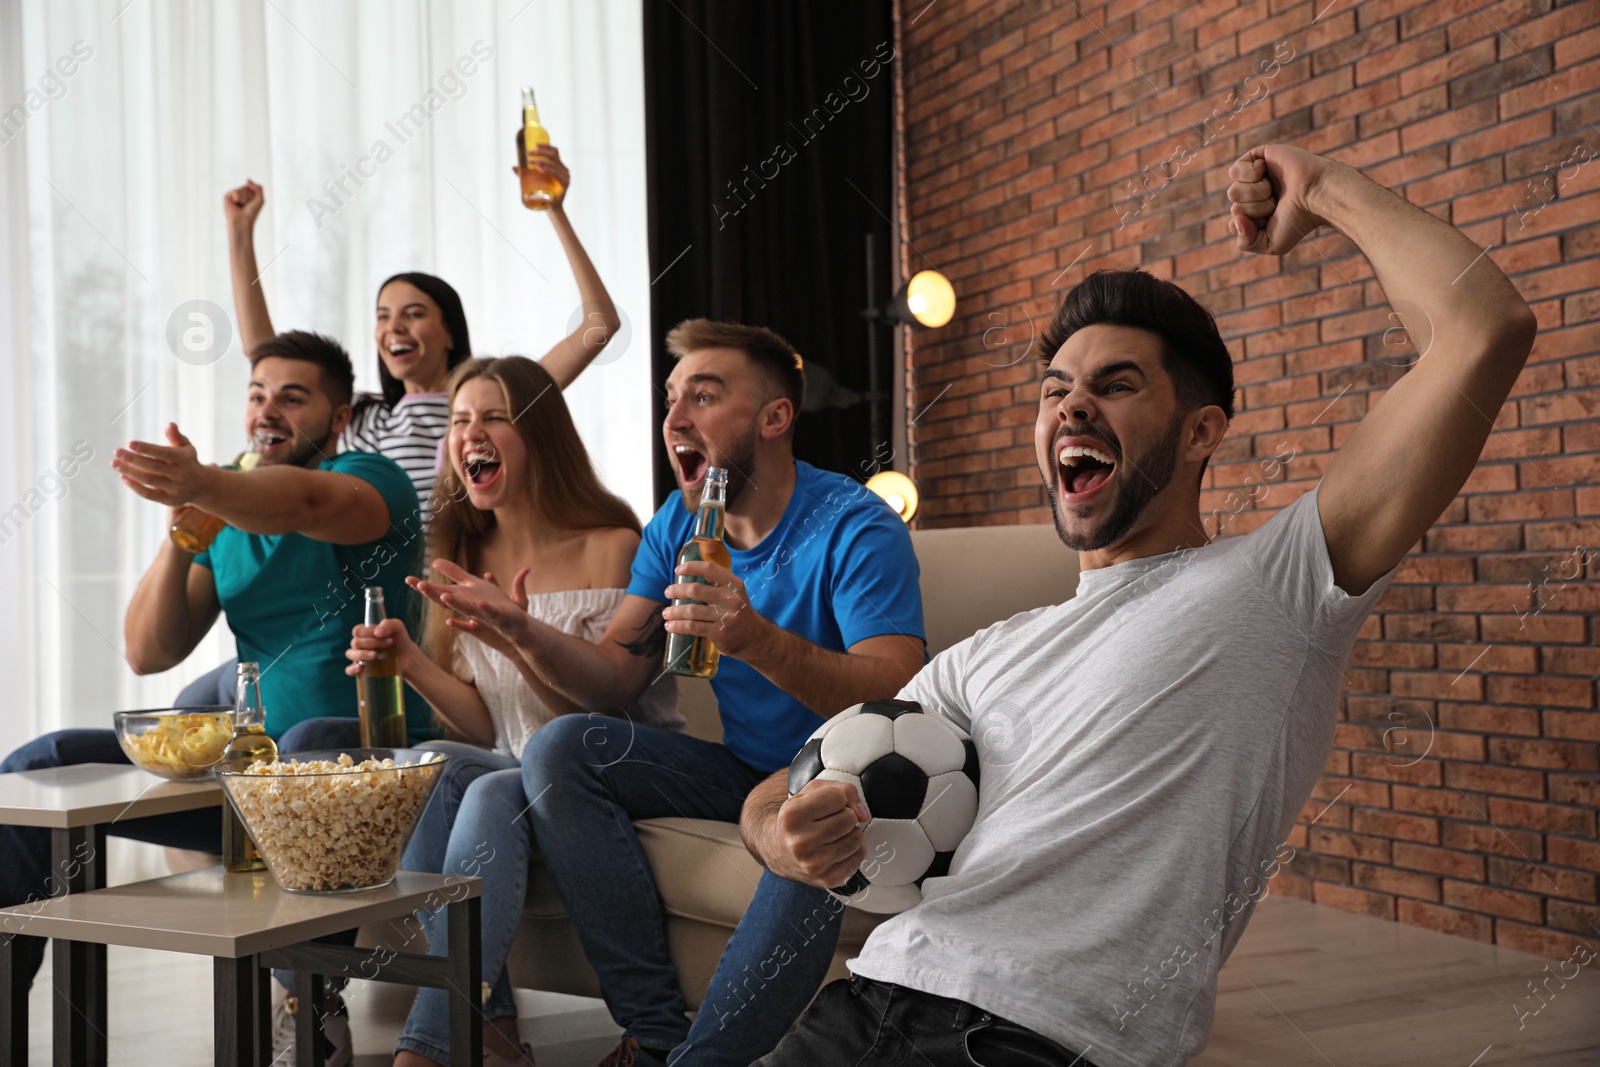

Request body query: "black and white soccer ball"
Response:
[787, 698, 979, 914]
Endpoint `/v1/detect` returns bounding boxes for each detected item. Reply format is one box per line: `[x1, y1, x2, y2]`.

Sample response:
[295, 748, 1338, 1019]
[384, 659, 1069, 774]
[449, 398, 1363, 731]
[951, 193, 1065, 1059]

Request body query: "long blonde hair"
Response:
[420, 356, 640, 671]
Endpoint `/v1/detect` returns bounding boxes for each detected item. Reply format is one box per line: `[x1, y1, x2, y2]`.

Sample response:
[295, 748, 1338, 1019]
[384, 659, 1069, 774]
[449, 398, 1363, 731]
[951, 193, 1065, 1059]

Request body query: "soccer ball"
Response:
[787, 699, 979, 914]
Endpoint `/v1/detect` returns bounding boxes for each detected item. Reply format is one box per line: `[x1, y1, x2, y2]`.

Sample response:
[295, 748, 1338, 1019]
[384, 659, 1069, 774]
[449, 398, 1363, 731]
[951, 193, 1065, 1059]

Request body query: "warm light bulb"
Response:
[866, 471, 918, 523]
[905, 270, 955, 328]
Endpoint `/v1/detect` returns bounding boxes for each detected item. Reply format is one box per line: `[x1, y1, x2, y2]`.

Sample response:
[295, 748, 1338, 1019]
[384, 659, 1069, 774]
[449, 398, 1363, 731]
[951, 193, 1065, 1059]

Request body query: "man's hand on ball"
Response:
[662, 561, 772, 659]
[1227, 143, 1341, 256]
[768, 780, 872, 890]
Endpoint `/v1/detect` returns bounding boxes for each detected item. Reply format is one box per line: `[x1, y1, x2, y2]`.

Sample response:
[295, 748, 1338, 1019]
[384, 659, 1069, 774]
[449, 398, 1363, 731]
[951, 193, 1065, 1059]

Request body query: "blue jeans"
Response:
[174, 657, 238, 706]
[522, 715, 844, 1067]
[394, 741, 529, 1063]
[0, 729, 223, 988]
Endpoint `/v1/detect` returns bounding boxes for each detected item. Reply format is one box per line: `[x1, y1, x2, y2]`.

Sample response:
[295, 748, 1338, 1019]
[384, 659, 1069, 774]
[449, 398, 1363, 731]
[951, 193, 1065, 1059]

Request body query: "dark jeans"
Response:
[522, 714, 846, 1067]
[756, 976, 1102, 1067]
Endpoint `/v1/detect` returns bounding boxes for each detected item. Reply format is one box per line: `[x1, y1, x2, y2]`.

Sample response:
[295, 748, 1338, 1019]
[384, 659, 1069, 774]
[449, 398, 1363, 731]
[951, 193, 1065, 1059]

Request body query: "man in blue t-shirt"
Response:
[406, 320, 925, 1067]
[0, 330, 422, 994]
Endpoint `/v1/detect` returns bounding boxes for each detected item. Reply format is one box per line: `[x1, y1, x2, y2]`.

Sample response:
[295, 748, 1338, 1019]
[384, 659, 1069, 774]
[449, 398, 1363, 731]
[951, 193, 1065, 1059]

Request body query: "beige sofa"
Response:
[490, 521, 1081, 1005]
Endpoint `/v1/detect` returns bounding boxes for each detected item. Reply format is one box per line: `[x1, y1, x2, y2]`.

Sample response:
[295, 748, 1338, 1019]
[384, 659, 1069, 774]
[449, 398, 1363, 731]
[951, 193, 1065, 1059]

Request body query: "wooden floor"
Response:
[1193, 895, 1600, 1066]
[22, 888, 1600, 1065]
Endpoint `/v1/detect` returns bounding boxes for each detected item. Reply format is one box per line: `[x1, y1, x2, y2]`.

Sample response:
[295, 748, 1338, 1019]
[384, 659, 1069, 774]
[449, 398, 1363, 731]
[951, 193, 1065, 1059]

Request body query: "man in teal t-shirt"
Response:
[116, 329, 428, 741]
[191, 445, 426, 738]
[0, 329, 424, 997]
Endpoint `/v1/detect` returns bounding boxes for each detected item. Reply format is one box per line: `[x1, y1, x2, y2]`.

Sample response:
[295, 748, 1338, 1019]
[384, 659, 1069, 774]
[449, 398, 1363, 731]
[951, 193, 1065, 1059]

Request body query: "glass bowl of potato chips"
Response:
[114, 707, 235, 780]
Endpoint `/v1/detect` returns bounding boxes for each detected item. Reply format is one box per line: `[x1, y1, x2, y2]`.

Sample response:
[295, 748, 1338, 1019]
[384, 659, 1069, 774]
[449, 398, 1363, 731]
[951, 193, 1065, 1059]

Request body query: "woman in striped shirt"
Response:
[223, 143, 618, 524]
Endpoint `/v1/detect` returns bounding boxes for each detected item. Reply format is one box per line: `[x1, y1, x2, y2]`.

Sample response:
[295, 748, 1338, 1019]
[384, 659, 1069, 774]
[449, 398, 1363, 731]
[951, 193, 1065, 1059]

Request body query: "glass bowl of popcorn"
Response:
[114, 707, 235, 780]
[215, 748, 448, 894]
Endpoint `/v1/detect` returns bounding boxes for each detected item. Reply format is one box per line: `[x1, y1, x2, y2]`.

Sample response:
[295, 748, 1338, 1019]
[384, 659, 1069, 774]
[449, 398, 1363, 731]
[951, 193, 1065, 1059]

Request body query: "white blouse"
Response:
[452, 587, 683, 759]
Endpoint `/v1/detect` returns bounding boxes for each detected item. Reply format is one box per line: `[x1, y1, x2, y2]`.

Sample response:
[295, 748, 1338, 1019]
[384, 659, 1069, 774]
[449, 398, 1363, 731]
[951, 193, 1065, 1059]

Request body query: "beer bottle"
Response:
[170, 451, 261, 554]
[664, 467, 731, 679]
[357, 587, 410, 748]
[221, 661, 276, 873]
[518, 86, 564, 210]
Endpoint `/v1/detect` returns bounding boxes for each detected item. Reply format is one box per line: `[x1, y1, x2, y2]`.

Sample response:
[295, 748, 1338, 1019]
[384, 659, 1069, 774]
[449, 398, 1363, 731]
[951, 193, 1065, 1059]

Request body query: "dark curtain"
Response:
[643, 0, 895, 507]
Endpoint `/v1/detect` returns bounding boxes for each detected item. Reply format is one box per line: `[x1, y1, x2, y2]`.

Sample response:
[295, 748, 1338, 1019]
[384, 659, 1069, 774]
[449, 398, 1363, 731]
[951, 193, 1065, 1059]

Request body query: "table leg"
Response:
[2, 930, 25, 1066]
[213, 956, 258, 1067]
[51, 824, 107, 1067]
[294, 968, 324, 1067]
[446, 896, 483, 1067]
[254, 960, 270, 1067]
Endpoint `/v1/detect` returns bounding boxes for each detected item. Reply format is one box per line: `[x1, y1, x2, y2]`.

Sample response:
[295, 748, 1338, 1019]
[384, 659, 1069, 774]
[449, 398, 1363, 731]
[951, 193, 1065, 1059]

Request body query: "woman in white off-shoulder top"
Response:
[344, 356, 678, 1065]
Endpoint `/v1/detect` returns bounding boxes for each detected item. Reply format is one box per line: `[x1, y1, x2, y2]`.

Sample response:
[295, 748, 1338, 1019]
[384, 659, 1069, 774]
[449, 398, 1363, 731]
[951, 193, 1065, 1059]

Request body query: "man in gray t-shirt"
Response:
[740, 143, 1538, 1066]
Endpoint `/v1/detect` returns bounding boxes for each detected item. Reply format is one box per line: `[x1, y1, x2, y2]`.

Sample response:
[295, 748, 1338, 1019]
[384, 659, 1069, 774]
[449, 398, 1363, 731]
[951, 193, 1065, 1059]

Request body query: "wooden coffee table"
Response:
[0, 867, 483, 1067]
[0, 762, 222, 1066]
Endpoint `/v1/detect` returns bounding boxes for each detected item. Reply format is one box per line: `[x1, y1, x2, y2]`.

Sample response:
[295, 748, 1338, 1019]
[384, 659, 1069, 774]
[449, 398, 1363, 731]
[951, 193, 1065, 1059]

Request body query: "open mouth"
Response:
[252, 430, 289, 455]
[386, 341, 418, 362]
[1057, 444, 1116, 500]
[672, 442, 708, 487]
[463, 450, 502, 490]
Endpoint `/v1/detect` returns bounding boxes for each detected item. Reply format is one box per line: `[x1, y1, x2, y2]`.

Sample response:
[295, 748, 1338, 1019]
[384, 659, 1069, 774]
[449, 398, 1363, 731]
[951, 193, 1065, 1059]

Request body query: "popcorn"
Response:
[221, 753, 444, 892]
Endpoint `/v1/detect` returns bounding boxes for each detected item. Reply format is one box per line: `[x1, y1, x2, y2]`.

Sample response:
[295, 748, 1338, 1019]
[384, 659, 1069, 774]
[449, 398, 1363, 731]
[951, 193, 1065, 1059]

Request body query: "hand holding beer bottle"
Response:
[170, 450, 261, 553]
[345, 614, 423, 679]
[514, 86, 568, 209]
[355, 587, 410, 748]
[664, 468, 735, 677]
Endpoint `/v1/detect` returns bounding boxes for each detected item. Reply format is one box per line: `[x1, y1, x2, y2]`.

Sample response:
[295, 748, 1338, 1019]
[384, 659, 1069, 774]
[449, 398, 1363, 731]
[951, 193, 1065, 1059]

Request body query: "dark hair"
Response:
[422, 356, 640, 671]
[368, 272, 472, 410]
[248, 330, 355, 408]
[665, 318, 806, 426]
[1038, 269, 1235, 478]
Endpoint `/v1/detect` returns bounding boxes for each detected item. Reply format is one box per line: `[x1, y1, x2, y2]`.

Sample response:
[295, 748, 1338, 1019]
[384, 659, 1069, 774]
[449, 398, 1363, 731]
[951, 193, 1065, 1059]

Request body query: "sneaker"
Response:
[485, 1042, 536, 1066]
[597, 1037, 670, 1067]
[269, 990, 353, 1067]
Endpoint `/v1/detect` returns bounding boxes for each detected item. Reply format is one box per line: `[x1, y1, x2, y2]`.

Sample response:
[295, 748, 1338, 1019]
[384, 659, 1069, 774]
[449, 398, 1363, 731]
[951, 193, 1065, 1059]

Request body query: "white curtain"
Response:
[0, 0, 653, 755]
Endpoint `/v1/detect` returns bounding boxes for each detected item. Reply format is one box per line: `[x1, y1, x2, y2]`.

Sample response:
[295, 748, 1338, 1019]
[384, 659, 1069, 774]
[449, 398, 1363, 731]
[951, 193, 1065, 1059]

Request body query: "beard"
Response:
[260, 416, 336, 469]
[676, 422, 760, 513]
[1044, 409, 1185, 552]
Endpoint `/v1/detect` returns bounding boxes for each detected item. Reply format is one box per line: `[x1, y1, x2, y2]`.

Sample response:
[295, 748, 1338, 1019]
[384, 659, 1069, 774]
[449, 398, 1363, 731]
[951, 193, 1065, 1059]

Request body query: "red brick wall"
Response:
[894, 0, 1600, 958]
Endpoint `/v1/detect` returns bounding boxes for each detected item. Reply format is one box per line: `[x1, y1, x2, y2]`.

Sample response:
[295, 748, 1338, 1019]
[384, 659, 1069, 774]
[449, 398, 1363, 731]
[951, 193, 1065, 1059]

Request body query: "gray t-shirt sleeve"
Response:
[896, 629, 980, 735]
[1228, 483, 1397, 654]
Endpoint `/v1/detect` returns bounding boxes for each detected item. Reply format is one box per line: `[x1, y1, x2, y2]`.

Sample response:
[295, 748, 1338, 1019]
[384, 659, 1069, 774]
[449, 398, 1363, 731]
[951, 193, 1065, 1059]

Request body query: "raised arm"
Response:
[1228, 145, 1537, 596]
[519, 146, 621, 389]
[224, 181, 276, 354]
[123, 520, 222, 675]
[113, 424, 395, 545]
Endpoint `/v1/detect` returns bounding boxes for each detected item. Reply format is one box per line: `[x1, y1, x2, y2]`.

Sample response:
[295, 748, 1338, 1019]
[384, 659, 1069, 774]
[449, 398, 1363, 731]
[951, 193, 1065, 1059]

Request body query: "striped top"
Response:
[342, 392, 449, 525]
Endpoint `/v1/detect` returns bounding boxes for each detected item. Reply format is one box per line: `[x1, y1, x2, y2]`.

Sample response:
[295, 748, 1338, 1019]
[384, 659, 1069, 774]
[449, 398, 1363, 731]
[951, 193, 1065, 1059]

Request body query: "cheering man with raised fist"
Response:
[740, 143, 1538, 1067]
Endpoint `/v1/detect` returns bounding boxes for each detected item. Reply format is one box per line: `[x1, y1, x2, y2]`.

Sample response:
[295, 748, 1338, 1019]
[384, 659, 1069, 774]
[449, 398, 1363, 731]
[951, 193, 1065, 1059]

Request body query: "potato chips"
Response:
[119, 712, 233, 779]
